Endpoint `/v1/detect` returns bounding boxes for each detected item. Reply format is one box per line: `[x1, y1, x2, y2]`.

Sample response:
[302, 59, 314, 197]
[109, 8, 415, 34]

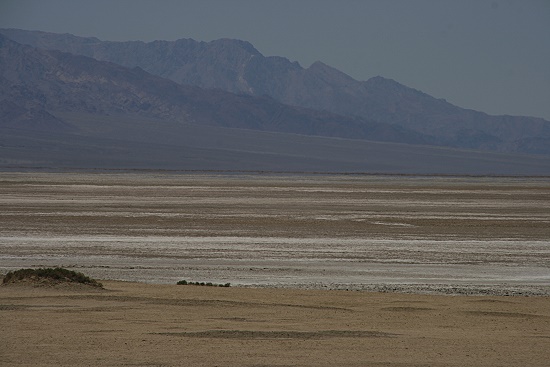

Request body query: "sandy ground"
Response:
[1, 280, 549, 367]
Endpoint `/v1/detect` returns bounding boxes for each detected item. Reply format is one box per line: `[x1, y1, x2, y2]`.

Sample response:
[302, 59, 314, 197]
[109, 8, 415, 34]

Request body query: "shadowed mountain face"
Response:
[0, 99, 73, 132]
[2, 28, 549, 155]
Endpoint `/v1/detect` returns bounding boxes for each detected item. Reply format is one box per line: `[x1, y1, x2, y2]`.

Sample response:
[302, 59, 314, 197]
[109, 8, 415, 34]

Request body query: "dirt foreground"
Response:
[1, 280, 549, 367]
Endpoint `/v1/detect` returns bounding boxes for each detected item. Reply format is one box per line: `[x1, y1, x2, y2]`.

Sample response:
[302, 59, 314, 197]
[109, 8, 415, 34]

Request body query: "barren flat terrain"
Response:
[1, 172, 550, 366]
[0, 172, 549, 294]
[1, 281, 550, 367]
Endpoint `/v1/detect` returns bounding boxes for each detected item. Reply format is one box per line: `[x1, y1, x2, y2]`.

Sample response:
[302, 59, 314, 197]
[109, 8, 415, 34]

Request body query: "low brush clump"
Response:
[177, 280, 231, 287]
[2, 267, 103, 288]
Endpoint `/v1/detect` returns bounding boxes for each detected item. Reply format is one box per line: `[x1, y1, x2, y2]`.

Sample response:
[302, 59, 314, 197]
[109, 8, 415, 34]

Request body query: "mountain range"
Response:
[1, 28, 550, 175]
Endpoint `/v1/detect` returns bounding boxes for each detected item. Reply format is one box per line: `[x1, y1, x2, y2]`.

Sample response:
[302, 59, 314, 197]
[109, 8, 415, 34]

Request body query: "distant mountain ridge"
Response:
[2, 28, 549, 155]
[0, 34, 430, 144]
[1, 31, 550, 175]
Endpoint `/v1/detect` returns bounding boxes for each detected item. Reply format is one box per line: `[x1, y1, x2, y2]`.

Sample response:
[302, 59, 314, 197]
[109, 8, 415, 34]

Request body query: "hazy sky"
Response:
[1, 0, 549, 120]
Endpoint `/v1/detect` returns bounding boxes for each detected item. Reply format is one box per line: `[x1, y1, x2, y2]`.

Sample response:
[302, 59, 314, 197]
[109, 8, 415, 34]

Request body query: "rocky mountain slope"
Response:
[3, 28, 549, 155]
[0, 34, 427, 144]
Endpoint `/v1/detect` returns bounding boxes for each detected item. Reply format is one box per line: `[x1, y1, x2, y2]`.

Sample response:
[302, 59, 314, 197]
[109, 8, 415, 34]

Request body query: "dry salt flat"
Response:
[1, 172, 549, 295]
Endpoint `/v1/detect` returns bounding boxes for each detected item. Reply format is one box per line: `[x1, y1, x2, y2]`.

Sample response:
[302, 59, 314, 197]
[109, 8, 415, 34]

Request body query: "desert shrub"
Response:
[2, 267, 103, 288]
[177, 279, 230, 287]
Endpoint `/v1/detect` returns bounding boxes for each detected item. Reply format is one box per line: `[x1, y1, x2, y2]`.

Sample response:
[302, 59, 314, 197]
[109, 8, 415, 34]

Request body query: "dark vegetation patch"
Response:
[177, 279, 230, 287]
[2, 267, 103, 288]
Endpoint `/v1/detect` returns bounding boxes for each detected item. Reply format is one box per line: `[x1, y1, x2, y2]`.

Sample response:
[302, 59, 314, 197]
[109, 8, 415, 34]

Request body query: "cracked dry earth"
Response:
[0, 172, 550, 366]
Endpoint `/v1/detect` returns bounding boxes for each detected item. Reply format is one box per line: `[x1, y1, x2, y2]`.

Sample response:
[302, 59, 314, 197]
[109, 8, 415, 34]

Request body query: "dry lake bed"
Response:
[0, 172, 549, 295]
[1, 172, 550, 366]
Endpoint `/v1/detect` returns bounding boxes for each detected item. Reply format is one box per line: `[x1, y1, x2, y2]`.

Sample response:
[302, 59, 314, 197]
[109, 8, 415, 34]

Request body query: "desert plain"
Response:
[1, 172, 549, 366]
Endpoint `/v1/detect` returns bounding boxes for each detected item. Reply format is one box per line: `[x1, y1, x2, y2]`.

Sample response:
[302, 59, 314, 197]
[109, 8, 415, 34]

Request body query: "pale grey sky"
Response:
[1, 0, 549, 120]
